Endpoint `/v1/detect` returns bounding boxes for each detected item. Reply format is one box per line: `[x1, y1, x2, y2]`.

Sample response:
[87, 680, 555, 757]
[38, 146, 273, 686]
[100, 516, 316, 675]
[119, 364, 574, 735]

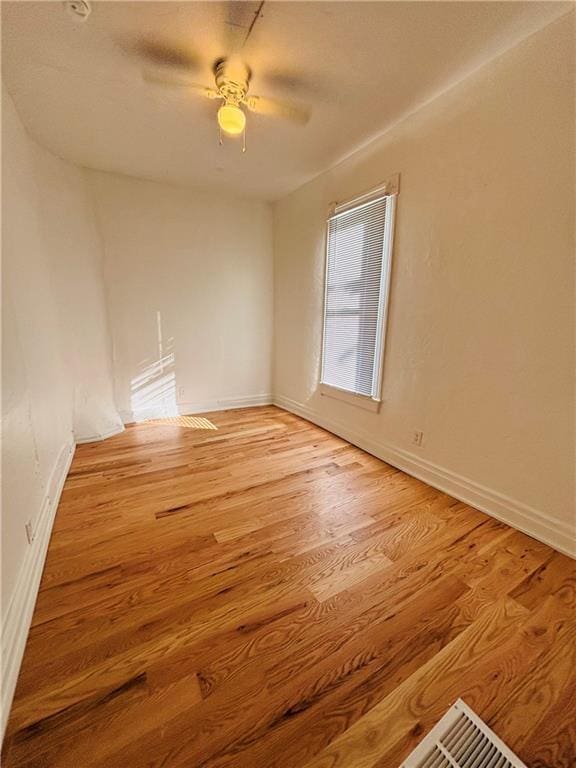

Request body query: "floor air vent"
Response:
[401, 699, 527, 768]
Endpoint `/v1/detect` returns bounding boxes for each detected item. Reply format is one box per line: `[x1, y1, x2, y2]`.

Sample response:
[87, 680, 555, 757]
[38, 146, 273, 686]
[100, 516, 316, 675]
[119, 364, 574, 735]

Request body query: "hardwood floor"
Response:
[3, 405, 575, 767]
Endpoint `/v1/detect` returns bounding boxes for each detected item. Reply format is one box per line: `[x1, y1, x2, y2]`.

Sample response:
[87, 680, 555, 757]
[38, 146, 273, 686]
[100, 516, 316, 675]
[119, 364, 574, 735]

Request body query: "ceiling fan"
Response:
[144, 56, 310, 144]
[135, 2, 310, 149]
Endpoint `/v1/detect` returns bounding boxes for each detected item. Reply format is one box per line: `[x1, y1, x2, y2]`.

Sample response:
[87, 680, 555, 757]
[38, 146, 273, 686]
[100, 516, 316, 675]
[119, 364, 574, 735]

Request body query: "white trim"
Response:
[319, 383, 381, 412]
[1, 440, 76, 739]
[371, 192, 396, 399]
[273, 394, 576, 559]
[318, 213, 331, 388]
[74, 423, 125, 444]
[329, 173, 400, 217]
[120, 394, 273, 424]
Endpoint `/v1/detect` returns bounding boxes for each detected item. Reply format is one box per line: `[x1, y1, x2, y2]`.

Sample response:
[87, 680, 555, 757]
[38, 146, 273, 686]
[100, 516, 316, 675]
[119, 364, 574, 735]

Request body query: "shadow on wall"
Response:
[130, 310, 177, 421]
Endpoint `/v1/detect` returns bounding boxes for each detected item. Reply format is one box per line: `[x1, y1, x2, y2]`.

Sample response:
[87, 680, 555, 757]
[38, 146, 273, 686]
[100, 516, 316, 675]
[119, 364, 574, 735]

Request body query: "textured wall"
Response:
[1, 88, 121, 615]
[88, 171, 274, 422]
[272, 14, 575, 552]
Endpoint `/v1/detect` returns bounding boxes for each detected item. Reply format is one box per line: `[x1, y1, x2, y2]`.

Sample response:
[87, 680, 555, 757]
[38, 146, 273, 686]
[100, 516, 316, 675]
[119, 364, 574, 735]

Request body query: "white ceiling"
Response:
[2, 1, 571, 200]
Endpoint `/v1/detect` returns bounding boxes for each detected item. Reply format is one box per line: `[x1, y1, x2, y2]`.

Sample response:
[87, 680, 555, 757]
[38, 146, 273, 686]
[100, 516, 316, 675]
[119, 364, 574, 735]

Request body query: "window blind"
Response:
[321, 193, 394, 400]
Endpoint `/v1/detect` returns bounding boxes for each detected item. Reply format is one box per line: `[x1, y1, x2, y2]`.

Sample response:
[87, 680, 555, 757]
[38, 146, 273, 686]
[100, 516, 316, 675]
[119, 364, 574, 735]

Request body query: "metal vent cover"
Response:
[401, 699, 527, 768]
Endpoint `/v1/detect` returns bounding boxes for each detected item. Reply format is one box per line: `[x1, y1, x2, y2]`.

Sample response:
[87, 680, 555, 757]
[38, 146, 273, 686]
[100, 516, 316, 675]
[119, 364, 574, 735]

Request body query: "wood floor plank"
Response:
[201, 577, 473, 768]
[3, 406, 574, 767]
[301, 598, 530, 768]
[488, 607, 576, 764]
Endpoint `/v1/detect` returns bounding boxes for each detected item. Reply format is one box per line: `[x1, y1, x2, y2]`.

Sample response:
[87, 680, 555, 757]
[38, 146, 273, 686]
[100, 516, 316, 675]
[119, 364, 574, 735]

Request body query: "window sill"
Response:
[319, 383, 381, 413]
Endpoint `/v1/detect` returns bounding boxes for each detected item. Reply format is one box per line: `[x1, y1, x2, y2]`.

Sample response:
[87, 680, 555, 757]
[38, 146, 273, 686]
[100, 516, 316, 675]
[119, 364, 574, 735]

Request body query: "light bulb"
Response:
[217, 103, 246, 136]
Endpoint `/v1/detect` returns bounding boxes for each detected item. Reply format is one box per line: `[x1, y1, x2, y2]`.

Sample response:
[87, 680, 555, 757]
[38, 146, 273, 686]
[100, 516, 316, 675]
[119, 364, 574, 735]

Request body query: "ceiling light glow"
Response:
[217, 103, 246, 136]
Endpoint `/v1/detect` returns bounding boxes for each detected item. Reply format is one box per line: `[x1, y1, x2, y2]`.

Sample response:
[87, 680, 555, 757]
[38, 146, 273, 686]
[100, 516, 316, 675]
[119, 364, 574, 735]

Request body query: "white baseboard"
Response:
[273, 394, 575, 559]
[1, 440, 75, 739]
[120, 394, 273, 424]
[74, 423, 125, 444]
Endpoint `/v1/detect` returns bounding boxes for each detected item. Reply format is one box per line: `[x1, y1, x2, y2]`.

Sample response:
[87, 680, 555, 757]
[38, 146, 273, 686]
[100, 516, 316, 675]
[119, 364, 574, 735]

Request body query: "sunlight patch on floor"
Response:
[146, 415, 218, 430]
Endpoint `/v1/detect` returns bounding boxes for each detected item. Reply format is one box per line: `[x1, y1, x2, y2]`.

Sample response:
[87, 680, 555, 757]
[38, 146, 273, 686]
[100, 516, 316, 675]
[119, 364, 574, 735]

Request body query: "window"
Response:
[320, 179, 397, 409]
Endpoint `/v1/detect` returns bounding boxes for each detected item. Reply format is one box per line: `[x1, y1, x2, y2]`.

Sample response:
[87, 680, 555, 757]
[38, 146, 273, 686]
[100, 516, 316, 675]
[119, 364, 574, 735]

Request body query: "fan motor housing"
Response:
[214, 58, 251, 103]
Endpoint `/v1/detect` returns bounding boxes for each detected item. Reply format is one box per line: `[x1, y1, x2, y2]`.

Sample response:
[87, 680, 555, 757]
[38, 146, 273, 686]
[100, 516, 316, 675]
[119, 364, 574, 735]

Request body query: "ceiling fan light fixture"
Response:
[217, 103, 246, 136]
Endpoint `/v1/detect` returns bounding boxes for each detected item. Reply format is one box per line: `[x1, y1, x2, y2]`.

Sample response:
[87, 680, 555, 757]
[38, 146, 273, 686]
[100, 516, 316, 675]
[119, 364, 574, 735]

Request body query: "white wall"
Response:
[272, 14, 576, 556]
[32, 149, 122, 443]
[1, 87, 122, 731]
[88, 172, 273, 423]
[2, 88, 71, 612]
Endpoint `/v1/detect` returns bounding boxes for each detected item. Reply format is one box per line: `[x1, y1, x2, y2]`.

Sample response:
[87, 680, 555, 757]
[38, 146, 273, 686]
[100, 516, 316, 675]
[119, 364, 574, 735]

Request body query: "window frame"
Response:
[319, 176, 398, 412]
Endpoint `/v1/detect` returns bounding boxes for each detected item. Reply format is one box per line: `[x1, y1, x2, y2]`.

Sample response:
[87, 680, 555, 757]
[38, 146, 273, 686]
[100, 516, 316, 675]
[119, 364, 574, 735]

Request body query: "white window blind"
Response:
[321, 189, 395, 401]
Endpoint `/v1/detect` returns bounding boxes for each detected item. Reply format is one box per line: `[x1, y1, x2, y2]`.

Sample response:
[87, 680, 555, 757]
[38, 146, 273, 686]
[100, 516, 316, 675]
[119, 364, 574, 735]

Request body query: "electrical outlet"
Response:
[412, 430, 424, 447]
[25, 520, 35, 544]
[178, 386, 185, 401]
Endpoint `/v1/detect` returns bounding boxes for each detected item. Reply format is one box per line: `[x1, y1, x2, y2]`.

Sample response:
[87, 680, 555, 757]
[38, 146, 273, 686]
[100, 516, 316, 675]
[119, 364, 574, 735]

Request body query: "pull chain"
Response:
[217, 122, 246, 152]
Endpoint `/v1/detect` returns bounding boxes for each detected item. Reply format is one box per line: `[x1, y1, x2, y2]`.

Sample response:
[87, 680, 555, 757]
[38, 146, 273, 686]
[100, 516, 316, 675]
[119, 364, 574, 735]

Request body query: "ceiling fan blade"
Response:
[142, 69, 220, 100]
[135, 39, 201, 72]
[244, 95, 310, 125]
